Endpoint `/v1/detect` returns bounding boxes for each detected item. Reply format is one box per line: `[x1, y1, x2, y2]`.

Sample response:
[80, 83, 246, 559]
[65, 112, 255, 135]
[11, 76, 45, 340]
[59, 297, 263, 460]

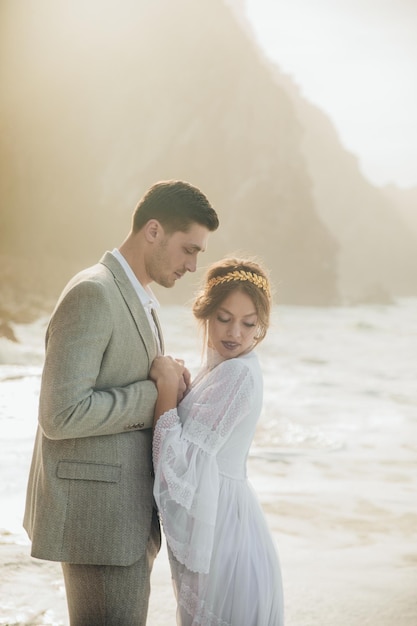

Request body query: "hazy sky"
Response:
[245, 0, 417, 189]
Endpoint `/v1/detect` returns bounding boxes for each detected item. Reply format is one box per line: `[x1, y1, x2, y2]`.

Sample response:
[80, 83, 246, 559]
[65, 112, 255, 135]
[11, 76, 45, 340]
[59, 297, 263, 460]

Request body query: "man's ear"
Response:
[143, 219, 162, 243]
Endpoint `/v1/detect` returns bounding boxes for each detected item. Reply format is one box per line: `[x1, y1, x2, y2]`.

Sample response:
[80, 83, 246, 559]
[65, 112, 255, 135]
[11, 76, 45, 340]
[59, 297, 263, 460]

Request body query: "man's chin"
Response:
[156, 272, 185, 288]
[172, 274, 185, 287]
[158, 277, 176, 289]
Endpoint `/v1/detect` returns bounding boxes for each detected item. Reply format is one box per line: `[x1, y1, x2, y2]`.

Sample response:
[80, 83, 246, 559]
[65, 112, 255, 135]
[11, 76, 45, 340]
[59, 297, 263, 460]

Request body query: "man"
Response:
[23, 180, 219, 625]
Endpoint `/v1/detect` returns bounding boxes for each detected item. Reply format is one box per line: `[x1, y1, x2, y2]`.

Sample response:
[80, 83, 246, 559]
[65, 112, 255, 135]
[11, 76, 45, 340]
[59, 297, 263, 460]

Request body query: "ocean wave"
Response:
[254, 420, 346, 456]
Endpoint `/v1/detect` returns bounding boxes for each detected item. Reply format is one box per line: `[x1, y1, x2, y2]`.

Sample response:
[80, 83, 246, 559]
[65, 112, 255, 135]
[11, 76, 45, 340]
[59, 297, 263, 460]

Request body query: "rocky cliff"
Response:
[0, 0, 338, 322]
[1, 0, 414, 330]
[274, 72, 417, 303]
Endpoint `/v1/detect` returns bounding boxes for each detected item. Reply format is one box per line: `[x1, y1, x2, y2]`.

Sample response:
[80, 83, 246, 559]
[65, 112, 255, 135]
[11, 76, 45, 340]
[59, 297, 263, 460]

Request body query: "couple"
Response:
[23, 180, 284, 626]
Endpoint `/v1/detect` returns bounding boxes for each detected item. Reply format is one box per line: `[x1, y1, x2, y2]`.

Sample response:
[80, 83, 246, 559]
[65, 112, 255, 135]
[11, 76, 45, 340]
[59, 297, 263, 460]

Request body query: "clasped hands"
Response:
[149, 356, 191, 403]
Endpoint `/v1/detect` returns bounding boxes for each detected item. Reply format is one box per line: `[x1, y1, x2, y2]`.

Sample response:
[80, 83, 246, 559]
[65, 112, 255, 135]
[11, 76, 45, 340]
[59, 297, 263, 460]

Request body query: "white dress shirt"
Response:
[111, 248, 161, 353]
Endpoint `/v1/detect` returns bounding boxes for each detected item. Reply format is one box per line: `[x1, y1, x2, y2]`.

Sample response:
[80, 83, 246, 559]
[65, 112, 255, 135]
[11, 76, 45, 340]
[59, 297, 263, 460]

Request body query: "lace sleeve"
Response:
[152, 408, 179, 468]
[182, 358, 254, 454]
[152, 359, 254, 573]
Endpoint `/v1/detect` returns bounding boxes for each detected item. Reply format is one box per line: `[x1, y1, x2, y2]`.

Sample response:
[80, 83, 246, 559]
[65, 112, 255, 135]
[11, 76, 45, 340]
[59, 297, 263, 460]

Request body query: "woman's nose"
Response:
[227, 322, 241, 337]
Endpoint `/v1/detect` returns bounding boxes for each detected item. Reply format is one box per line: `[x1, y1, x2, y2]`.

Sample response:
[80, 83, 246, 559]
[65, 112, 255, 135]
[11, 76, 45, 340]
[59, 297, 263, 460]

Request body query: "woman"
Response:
[150, 258, 284, 625]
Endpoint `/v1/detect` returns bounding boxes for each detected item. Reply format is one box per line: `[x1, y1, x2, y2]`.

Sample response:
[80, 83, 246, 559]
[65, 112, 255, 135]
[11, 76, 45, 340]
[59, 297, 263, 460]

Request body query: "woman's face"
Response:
[208, 289, 258, 359]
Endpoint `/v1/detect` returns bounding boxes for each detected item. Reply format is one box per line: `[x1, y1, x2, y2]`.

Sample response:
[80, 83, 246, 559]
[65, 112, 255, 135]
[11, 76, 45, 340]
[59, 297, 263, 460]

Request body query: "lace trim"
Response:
[163, 532, 211, 574]
[152, 408, 178, 465]
[183, 418, 222, 454]
[179, 581, 231, 626]
[161, 443, 196, 509]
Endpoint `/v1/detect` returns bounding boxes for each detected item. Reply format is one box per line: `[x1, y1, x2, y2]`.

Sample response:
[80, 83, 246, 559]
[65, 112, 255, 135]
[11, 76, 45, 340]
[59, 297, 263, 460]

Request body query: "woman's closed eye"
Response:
[217, 315, 256, 328]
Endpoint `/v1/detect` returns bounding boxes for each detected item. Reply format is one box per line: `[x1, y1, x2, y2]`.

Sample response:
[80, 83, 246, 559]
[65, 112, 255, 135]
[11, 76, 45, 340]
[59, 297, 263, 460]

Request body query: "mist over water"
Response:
[1, 0, 416, 312]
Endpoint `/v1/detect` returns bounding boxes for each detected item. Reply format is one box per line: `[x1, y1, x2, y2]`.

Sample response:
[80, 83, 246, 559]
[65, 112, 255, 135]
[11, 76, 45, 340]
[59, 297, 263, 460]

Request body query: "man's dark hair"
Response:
[132, 180, 219, 234]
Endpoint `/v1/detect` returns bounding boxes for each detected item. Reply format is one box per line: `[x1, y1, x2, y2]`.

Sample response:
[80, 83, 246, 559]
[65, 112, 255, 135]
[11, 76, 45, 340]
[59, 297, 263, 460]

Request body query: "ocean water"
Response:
[0, 299, 416, 540]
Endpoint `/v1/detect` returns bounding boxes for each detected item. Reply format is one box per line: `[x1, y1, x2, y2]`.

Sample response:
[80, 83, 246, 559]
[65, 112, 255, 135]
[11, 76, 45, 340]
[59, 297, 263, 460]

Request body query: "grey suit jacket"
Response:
[24, 252, 163, 566]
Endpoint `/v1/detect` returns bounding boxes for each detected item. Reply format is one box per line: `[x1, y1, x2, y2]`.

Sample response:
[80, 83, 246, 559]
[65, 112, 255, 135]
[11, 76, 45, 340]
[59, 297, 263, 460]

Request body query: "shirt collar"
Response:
[111, 248, 160, 311]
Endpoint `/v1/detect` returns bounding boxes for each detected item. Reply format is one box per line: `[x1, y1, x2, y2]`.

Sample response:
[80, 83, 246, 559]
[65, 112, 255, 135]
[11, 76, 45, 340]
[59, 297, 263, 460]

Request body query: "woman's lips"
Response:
[222, 341, 240, 350]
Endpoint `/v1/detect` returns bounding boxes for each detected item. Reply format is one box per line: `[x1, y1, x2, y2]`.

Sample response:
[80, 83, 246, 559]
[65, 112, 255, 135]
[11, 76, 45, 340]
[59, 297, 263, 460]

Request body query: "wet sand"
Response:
[1, 448, 416, 626]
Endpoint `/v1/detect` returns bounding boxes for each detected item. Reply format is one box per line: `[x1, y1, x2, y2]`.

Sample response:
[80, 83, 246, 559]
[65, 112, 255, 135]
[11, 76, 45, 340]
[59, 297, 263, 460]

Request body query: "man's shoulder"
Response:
[67, 252, 122, 286]
[67, 262, 110, 288]
[57, 257, 116, 305]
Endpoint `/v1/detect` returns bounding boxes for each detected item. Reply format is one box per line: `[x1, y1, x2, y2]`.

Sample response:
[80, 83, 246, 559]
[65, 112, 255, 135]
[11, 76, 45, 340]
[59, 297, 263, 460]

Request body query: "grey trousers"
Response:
[61, 516, 161, 626]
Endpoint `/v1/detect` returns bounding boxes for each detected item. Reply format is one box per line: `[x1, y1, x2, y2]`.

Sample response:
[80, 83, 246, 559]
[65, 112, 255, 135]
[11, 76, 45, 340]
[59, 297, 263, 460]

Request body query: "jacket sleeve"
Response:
[152, 358, 253, 573]
[39, 278, 157, 440]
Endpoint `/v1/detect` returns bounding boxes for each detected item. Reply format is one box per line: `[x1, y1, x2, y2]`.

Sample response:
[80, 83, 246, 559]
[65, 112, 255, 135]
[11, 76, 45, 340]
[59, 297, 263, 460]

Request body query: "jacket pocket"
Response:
[57, 460, 121, 483]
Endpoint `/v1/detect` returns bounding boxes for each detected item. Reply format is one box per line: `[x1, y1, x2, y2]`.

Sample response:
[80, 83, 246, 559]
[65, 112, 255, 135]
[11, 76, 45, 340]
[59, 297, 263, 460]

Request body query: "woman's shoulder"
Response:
[212, 350, 259, 379]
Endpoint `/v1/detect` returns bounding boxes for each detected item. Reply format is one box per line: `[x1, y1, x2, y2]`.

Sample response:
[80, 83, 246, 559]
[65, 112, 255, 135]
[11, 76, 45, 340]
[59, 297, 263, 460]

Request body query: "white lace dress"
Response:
[153, 350, 284, 626]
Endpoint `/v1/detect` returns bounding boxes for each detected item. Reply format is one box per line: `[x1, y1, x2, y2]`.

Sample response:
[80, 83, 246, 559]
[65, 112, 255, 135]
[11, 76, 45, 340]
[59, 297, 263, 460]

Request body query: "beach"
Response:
[1, 448, 416, 625]
[1, 301, 416, 625]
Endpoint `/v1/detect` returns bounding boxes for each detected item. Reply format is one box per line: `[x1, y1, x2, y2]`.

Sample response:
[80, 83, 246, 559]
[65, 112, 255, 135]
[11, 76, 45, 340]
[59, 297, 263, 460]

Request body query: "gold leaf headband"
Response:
[207, 270, 270, 297]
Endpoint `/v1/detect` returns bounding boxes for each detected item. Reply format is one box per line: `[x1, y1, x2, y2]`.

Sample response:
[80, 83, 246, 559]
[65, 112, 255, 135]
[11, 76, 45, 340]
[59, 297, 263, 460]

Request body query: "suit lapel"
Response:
[99, 252, 159, 361]
[151, 308, 165, 354]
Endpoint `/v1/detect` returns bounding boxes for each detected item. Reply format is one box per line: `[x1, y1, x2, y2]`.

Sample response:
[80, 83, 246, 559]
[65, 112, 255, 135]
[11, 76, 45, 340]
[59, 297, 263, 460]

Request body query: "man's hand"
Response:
[149, 356, 185, 390]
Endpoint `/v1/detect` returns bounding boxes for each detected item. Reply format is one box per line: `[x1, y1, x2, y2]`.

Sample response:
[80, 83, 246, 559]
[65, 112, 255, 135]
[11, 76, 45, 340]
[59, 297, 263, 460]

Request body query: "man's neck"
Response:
[118, 233, 150, 286]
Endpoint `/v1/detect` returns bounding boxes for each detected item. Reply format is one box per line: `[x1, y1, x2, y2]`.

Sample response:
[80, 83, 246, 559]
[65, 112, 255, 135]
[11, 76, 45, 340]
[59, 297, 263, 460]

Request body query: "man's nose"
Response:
[185, 257, 197, 273]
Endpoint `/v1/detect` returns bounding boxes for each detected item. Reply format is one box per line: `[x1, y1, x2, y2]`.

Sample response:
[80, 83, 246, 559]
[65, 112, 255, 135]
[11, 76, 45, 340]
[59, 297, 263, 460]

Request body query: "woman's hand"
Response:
[176, 359, 191, 402]
[150, 356, 187, 424]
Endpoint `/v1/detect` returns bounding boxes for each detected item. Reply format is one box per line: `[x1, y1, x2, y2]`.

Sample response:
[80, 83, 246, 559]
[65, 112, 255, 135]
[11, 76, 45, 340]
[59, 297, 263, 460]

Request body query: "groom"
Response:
[23, 180, 219, 625]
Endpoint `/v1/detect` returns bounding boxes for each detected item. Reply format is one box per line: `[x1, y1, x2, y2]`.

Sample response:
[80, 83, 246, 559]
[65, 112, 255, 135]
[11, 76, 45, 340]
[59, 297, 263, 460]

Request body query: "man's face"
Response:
[146, 223, 210, 288]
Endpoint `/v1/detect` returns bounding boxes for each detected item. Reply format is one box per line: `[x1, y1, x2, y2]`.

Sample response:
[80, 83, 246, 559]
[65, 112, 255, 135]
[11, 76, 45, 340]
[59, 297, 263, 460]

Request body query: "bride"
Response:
[150, 257, 284, 626]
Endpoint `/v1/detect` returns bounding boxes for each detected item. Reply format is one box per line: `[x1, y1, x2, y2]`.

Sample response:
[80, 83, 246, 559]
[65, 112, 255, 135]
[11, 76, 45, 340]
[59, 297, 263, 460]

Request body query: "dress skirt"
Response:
[168, 474, 284, 626]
